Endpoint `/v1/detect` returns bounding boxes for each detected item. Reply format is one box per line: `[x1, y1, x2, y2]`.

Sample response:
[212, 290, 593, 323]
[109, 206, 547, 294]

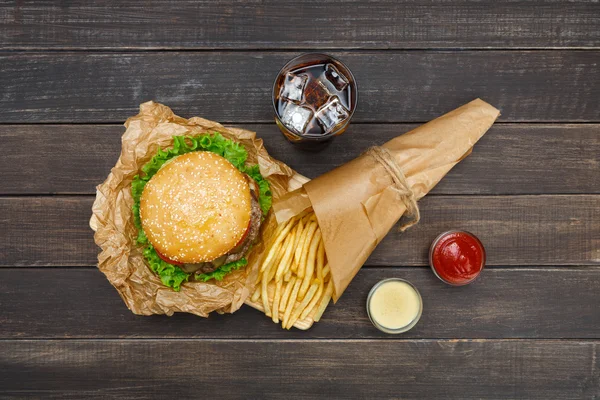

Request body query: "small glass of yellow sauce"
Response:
[366, 278, 423, 334]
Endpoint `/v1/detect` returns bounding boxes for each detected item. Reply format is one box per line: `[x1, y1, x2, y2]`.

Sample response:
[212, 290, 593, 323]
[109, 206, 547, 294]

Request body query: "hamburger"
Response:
[131, 133, 272, 291]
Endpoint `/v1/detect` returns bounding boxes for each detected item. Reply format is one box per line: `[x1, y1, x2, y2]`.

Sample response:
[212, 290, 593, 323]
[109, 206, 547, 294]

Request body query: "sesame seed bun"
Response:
[139, 151, 252, 264]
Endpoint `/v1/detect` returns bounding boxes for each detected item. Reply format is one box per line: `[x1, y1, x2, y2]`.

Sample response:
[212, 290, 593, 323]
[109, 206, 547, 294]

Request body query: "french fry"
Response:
[313, 299, 330, 323]
[294, 221, 315, 274]
[258, 221, 287, 271]
[260, 218, 295, 272]
[287, 281, 319, 329]
[313, 280, 334, 322]
[266, 241, 287, 283]
[301, 278, 324, 320]
[316, 239, 325, 281]
[295, 218, 304, 241]
[298, 222, 318, 278]
[270, 215, 289, 238]
[301, 211, 314, 224]
[271, 278, 283, 323]
[290, 219, 304, 273]
[259, 242, 281, 277]
[284, 269, 292, 282]
[322, 263, 330, 280]
[261, 273, 271, 317]
[282, 277, 302, 328]
[275, 229, 296, 281]
[299, 229, 322, 299]
[279, 277, 296, 313]
[295, 221, 318, 270]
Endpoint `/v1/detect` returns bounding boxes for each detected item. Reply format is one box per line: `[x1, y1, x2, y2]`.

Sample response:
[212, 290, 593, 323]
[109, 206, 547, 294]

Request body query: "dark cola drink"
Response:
[273, 53, 357, 149]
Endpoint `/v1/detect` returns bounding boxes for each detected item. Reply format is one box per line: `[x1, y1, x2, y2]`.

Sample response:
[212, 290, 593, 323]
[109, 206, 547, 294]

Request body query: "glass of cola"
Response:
[272, 53, 357, 149]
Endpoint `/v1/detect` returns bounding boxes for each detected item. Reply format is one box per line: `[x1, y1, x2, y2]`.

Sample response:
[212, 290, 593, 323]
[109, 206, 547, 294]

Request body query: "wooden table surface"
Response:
[1, 2, 599, 399]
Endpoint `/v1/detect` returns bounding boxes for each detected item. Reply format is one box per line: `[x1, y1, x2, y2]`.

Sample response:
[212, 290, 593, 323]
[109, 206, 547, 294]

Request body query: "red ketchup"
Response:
[429, 231, 485, 286]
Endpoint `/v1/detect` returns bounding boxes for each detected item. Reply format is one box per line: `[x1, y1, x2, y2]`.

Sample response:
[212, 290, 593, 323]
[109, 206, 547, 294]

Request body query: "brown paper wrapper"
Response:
[274, 98, 500, 301]
[90, 101, 297, 317]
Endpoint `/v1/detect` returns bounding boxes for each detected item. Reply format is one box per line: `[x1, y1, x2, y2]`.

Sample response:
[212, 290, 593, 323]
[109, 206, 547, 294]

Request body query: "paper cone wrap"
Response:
[274, 99, 500, 300]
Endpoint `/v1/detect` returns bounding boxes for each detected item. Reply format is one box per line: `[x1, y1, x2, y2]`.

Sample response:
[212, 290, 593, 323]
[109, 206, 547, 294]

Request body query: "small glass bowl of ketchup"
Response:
[429, 230, 486, 286]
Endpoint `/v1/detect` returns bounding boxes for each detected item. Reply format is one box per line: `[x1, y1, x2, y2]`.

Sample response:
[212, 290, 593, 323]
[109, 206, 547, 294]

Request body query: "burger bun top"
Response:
[140, 151, 252, 264]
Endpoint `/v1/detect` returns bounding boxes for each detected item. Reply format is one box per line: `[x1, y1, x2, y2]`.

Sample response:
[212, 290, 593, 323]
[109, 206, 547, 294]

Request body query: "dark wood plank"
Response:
[1, 267, 599, 339]
[1, 195, 598, 267]
[1, 1, 598, 50]
[1, 51, 599, 123]
[2, 123, 599, 195]
[0, 339, 597, 399]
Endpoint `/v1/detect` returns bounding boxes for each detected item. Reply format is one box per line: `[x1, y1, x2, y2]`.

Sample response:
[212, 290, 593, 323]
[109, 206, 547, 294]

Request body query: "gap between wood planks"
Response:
[1, 47, 600, 53]
[0, 338, 597, 342]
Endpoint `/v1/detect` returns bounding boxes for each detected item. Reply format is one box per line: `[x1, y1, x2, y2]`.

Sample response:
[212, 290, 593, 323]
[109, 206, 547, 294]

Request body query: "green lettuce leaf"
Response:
[131, 132, 271, 291]
[195, 258, 248, 282]
[242, 164, 273, 215]
[143, 244, 190, 291]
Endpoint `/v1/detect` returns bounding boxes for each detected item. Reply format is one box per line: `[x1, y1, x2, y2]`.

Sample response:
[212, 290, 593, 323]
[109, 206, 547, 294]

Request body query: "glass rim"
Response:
[366, 278, 423, 334]
[428, 230, 486, 286]
[271, 52, 358, 139]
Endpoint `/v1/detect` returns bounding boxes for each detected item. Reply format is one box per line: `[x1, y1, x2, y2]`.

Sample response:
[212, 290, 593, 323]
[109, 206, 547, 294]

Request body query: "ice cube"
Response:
[324, 64, 349, 91]
[280, 101, 313, 134]
[304, 78, 330, 109]
[315, 96, 350, 133]
[280, 72, 308, 102]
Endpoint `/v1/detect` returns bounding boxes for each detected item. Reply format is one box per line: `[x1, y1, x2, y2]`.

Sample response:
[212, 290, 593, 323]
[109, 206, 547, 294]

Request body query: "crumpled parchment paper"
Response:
[90, 101, 296, 316]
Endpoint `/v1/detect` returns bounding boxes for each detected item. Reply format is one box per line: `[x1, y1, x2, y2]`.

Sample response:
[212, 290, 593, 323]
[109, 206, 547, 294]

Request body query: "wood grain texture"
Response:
[1, 267, 599, 339]
[1, 195, 598, 267]
[1, 51, 599, 123]
[2, 2, 599, 396]
[1, 1, 598, 50]
[0, 339, 597, 399]
[2, 123, 599, 195]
